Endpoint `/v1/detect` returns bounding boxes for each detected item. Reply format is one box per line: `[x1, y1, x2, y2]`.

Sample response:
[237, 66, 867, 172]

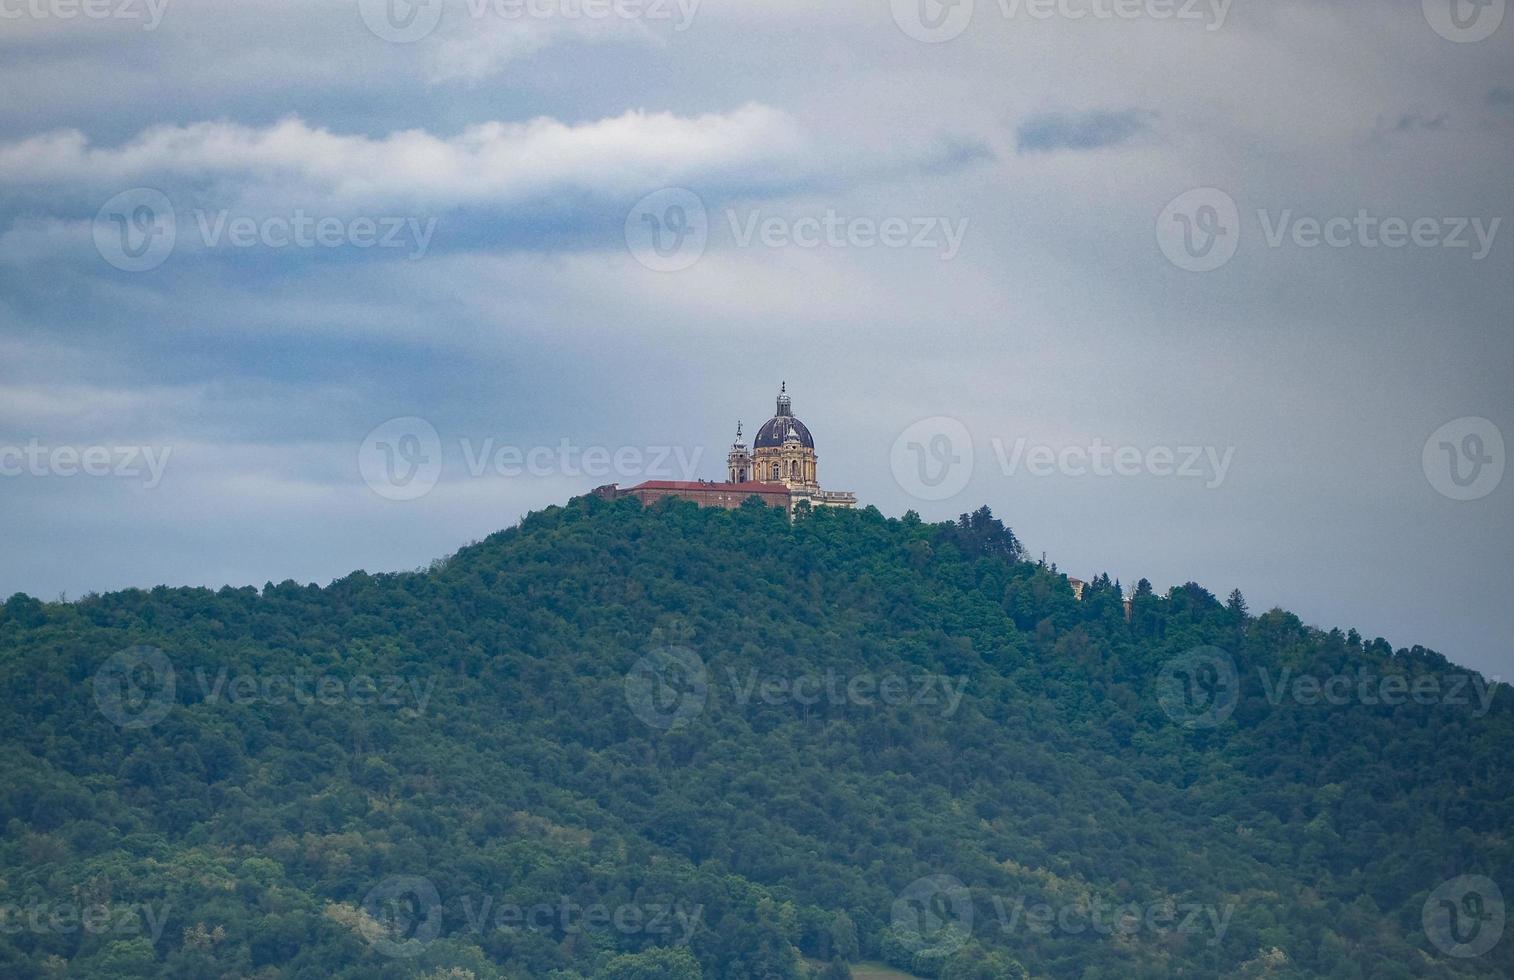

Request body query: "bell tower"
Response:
[726, 421, 751, 484]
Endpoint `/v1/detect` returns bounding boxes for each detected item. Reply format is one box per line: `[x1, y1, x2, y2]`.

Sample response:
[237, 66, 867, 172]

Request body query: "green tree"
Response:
[941, 943, 1027, 980]
[818, 956, 852, 980]
[828, 911, 859, 963]
[597, 946, 701, 979]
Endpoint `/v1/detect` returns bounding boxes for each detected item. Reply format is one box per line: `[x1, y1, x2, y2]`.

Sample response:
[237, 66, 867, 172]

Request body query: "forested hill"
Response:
[1, 496, 1510, 979]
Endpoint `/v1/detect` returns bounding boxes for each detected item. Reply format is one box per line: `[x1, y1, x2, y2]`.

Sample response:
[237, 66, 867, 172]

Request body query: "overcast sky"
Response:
[1, 0, 1510, 677]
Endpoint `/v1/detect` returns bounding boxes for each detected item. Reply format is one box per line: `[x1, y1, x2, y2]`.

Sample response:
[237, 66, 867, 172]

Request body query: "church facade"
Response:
[597, 385, 856, 513]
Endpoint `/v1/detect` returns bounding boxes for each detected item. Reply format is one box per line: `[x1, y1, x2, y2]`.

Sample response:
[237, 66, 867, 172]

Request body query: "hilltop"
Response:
[0, 496, 1509, 978]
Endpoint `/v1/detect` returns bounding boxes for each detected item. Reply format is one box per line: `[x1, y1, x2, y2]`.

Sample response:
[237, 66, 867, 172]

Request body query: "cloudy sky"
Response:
[1, 0, 1510, 676]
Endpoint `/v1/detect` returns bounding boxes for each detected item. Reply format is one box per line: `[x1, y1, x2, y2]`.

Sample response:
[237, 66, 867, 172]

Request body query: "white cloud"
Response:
[0, 105, 807, 209]
[424, 14, 658, 83]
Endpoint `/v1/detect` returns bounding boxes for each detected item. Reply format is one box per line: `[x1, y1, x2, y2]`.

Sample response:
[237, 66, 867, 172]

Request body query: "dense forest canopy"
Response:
[0, 496, 1509, 978]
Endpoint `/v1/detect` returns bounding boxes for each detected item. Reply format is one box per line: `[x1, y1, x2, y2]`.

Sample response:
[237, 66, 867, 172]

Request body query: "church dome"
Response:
[753, 385, 815, 449]
[753, 415, 814, 449]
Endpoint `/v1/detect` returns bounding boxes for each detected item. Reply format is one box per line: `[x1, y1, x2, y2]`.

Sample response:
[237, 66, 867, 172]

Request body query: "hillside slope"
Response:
[0, 497, 1509, 979]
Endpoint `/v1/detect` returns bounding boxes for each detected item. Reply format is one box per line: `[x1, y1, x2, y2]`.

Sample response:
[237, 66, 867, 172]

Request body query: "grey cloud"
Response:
[1015, 109, 1155, 154]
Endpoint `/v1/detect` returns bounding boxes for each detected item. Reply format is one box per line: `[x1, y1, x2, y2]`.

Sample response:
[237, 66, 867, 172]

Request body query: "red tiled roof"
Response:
[627, 480, 789, 493]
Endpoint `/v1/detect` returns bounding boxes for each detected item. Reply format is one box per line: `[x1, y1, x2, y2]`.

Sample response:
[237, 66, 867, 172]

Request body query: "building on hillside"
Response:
[595, 384, 857, 513]
[1067, 576, 1136, 622]
[608, 479, 792, 511]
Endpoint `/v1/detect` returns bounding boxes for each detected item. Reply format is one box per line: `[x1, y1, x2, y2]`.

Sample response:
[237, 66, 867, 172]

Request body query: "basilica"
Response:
[597, 385, 857, 512]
